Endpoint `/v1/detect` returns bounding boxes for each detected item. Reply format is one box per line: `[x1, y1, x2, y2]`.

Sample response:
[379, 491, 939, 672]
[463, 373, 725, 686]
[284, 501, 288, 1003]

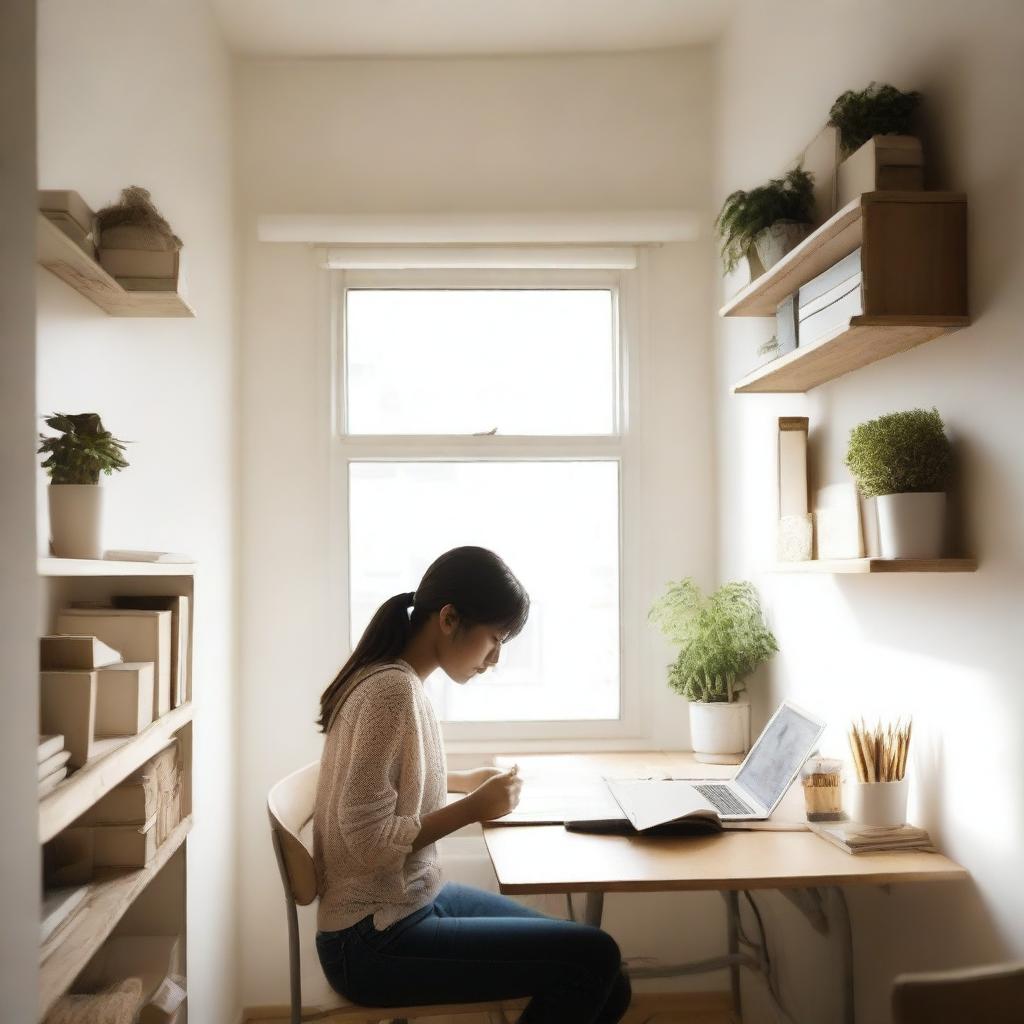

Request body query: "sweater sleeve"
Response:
[333, 676, 423, 872]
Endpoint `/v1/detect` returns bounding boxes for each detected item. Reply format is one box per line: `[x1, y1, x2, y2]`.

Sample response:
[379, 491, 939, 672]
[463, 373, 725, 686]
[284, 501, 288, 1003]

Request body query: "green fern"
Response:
[828, 82, 921, 156]
[715, 167, 815, 274]
[648, 579, 778, 703]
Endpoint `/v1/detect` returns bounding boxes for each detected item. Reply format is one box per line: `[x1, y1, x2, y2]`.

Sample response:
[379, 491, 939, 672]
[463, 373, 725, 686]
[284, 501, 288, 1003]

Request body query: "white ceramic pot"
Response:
[689, 699, 751, 765]
[48, 483, 104, 558]
[849, 779, 909, 828]
[753, 221, 812, 270]
[875, 492, 945, 559]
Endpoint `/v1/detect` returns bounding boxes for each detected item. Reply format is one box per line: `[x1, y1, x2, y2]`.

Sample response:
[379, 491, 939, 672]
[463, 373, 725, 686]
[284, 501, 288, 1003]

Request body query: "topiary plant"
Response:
[715, 167, 815, 274]
[96, 186, 183, 251]
[648, 579, 778, 704]
[37, 413, 131, 484]
[828, 82, 921, 157]
[845, 408, 951, 498]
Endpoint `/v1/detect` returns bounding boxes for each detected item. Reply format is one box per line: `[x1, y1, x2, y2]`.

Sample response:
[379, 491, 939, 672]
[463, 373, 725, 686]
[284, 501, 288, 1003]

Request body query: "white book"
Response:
[38, 734, 65, 764]
[778, 417, 809, 517]
[38, 767, 69, 797]
[40, 885, 88, 943]
[103, 549, 194, 563]
[38, 749, 72, 780]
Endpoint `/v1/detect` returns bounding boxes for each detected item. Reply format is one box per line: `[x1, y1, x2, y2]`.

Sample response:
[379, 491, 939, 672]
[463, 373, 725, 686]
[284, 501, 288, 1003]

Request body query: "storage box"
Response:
[95, 662, 155, 737]
[98, 246, 180, 279]
[40, 634, 123, 671]
[77, 936, 185, 1019]
[837, 135, 923, 208]
[40, 670, 97, 768]
[57, 608, 172, 717]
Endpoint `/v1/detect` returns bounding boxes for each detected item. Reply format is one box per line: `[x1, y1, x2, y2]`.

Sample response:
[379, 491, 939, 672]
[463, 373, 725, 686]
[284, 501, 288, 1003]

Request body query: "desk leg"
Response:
[830, 887, 855, 1024]
[584, 892, 605, 927]
[725, 891, 743, 1022]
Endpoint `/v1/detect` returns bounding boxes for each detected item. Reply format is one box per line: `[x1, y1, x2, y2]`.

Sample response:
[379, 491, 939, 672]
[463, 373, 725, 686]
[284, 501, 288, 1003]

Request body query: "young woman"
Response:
[313, 545, 631, 1023]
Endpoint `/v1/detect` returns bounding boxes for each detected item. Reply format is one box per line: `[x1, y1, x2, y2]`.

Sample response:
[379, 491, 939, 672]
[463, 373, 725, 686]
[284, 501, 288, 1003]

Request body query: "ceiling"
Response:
[213, 0, 734, 57]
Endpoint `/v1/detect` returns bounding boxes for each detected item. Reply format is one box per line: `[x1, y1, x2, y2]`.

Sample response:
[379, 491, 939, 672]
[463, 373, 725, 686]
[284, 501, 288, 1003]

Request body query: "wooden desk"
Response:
[483, 753, 967, 1024]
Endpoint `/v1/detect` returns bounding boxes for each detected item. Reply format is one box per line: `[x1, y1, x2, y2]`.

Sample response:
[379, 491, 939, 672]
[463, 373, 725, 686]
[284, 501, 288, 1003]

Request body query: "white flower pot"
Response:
[48, 483, 104, 558]
[875, 492, 945, 559]
[753, 221, 812, 270]
[689, 699, 751, 765]
[849, 779, 909, 828]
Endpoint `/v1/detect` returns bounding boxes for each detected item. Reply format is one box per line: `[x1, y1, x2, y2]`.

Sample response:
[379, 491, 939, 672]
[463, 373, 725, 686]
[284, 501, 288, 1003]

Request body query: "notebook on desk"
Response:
[488, 701, 825, 833]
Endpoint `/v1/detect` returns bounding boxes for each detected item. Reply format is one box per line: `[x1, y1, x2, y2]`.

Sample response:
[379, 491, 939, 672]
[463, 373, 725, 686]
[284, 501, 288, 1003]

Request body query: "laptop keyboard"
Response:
[693, 784, 755, 817]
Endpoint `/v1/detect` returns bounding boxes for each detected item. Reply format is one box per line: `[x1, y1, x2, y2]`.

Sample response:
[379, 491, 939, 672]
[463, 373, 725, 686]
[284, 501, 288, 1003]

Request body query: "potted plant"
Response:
[828, 82, 923, 205]
[649, 579, 778, 764]
[715, 166, 815, 278]
[37, 413, 131, 558]
[845, 407, 952, 558]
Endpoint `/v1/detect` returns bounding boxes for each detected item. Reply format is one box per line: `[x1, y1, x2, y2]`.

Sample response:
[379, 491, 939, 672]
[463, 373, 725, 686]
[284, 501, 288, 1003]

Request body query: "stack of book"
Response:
[796, 248, 863, 348]
[810, 819, 934, 855]
[38, 189, 97, 259]
[38, 734, 72, 797]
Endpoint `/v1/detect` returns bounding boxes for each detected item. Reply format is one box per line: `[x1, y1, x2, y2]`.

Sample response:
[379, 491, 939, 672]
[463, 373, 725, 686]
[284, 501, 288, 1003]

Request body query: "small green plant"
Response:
[37, 413, 131, 484]
[828, 82, 921, 156]
[715, 167, 815, 274]
[845, 408, 951, 498]
[648, 579, 778, 703]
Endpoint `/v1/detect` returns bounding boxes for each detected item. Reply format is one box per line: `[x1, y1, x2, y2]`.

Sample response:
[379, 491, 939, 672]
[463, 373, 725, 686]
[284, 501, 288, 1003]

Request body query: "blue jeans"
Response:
[316, 882, 631, 1023]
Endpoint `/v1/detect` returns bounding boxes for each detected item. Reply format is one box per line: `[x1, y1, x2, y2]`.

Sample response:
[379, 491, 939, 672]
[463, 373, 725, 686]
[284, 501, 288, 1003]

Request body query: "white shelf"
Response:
[39, 703, 193, 843]
[38, 816, 192, 1019]
[39, 557, 196, 577]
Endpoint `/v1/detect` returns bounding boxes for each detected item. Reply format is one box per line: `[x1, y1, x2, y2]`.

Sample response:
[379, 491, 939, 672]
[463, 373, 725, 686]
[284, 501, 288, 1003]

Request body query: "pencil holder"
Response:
[849, 779, 909, 827]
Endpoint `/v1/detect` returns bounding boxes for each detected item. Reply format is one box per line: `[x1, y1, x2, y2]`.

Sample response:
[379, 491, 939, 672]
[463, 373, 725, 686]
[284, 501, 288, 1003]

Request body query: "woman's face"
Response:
[438, 606, 503, 684]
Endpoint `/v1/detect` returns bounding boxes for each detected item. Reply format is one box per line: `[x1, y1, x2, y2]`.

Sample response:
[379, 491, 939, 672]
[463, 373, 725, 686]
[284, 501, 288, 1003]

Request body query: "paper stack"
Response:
[38, 734, 71, 796]
[810, 820, 934, 855]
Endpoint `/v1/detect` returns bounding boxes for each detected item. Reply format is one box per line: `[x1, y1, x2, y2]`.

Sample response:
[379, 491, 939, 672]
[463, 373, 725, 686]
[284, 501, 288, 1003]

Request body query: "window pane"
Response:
[345, 289, 616, 435]
[349, 461, 620, 722]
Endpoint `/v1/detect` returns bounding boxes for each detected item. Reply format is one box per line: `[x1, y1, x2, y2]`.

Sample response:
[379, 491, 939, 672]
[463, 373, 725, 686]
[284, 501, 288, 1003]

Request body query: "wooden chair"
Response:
[267, 761, 529, 1024]
[891, 961, 1024, 1023]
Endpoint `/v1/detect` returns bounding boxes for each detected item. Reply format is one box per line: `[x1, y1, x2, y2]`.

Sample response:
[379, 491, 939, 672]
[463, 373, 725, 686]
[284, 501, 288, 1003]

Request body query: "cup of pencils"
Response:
[847, 718, 912, 827]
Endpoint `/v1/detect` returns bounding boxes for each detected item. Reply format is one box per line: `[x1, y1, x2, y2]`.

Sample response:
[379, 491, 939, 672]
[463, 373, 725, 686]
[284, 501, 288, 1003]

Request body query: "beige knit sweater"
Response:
[313, 658, 447, 932]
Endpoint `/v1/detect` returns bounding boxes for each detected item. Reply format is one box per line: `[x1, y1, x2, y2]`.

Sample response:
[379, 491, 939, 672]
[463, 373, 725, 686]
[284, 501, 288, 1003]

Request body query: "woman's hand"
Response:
[465, 766, 506, 791]
[466, 765, 522, 822]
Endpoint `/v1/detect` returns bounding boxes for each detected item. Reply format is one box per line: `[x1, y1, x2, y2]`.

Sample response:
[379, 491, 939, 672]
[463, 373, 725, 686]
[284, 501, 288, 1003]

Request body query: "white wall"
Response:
[234, 49, 727, 1008]
[714, 2, 1024, 1021]
[36, 1, 241, 1021]
[0, 0, 41, 1019]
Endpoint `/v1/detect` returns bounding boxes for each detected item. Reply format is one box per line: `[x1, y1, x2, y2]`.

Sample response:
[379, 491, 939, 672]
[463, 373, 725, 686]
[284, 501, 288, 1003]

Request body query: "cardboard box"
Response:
[95, 662, 155, 737]
[38, 189, 96, 235]
[41, 634, 123, 671]
[57, 609, 172, 717]
[837, 135, 923, 208]
[40, 670, 97, 768]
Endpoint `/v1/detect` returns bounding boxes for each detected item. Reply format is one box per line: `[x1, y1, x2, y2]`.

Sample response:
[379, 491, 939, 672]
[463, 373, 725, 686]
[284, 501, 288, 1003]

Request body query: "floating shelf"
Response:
[732, 315, 970, 393]
[39, 703, 193, 843]
[38, 815, 192, 1019]
[36, 213, 194, 318]
[772, 558, 977, 574]
[719, 191, 966, 318]
[39, 557, 196, 577]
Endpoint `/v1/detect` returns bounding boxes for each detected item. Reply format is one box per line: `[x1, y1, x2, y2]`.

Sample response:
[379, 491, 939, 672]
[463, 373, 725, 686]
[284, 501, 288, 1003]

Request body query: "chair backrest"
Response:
[267, 760, 321, 907]
[892, 961, 1024, 1023]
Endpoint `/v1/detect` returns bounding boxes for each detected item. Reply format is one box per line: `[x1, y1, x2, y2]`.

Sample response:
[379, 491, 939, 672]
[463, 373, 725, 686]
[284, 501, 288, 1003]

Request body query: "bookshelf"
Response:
[36, 213, 194, 318]
[721, 191, 968, 393]
[37, 559, 195, 1019]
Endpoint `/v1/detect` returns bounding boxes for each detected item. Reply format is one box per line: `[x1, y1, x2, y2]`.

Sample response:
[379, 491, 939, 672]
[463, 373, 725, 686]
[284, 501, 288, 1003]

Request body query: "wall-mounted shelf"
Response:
[722, 191, 968, 393]
[38, 816, 192, 1019]
[772, 558, 977, 574]
[732, 315, 970, 393]
[39, 702, 193, 843]
[39, 557, 196, 577]
[36, 213, 194, 318]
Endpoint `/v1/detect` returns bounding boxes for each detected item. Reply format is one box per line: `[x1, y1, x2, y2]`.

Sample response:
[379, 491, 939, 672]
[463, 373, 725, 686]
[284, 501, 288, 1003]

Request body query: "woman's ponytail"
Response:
[316, 591, 416, 732]
[317, 546, 529, 733]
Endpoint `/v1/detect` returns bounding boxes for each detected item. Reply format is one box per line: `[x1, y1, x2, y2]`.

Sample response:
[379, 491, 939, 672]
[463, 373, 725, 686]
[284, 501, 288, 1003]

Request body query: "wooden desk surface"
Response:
[481, 752, 968, 895]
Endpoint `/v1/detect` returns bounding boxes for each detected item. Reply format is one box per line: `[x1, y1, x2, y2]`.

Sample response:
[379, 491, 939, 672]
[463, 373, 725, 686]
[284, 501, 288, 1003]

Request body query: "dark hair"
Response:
[317, 546, 529, 732]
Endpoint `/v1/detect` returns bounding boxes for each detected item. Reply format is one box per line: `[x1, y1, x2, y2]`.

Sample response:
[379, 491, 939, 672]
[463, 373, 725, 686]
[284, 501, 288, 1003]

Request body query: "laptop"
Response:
[605, 700, 826, 829]
[484, 700, 826, 830]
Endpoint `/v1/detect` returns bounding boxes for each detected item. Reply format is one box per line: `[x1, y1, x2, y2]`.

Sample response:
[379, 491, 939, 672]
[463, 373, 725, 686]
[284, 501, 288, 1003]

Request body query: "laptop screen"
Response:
[735, 703, 823, 810]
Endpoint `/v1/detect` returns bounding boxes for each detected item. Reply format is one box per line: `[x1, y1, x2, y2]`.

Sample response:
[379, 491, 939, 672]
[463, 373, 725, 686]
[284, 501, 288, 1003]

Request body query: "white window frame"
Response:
[324, 262, 653, 745]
